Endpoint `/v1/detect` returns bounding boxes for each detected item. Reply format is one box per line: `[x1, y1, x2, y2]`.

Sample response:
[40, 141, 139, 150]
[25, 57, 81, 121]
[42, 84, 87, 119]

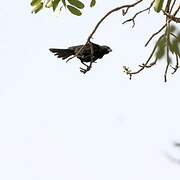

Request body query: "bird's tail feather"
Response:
[49, 48, 74, 59]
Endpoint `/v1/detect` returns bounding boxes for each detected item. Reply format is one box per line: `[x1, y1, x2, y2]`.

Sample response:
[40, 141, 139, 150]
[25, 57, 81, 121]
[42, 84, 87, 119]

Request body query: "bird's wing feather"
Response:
[49, 48, 74, 59]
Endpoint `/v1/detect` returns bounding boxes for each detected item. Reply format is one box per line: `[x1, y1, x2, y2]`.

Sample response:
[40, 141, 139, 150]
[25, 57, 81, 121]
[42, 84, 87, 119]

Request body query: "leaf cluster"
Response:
[156, 25, 180, 60]
[31, 0, 96, 15]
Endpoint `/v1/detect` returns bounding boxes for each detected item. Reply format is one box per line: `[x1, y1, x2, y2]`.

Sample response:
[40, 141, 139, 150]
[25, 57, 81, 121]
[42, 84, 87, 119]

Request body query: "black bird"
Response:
[49, 42, 112, 73]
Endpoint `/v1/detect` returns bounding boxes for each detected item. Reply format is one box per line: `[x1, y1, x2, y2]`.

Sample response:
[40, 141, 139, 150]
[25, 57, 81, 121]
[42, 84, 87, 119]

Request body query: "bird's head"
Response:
[101, 45, 112, 54]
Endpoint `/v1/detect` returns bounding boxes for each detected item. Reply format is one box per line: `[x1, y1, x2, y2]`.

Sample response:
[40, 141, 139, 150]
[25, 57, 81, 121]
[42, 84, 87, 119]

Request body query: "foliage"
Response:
[154, 0, 164, 12]
[31, 0, 96, 15]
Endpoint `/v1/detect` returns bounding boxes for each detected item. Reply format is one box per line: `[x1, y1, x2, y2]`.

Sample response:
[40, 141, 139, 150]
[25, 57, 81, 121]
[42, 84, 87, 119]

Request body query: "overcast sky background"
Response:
[0, 0, 180, 180]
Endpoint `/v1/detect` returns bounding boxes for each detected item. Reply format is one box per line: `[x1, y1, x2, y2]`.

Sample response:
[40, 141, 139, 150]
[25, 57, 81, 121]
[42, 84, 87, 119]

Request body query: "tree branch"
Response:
[123, 35, 164, 79]
[165, 0, 172, 13]
[144, 5, 180, 47]
[171, 53, 179, 74]
[164, 19, 171, 82]
[122, 0, 155, 28]
[169, 0, 177, 13]
[145, 24, 166, 47]
[87, 0, 144, 41]
[66, 0, 144, 73]
[163, 10, 180, 23]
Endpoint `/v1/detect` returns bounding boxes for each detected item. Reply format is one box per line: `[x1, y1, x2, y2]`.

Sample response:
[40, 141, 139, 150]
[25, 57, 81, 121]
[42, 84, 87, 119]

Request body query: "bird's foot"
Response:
[80, 68, 88, 74]
[80, 65, 91, 74]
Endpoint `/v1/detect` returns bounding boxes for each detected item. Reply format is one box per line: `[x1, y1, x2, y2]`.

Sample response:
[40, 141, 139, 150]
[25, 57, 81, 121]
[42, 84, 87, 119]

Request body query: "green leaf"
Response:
[155, 35, 166, 59]
[52, 0, 61, 11]
[31, 0, 41, 6]
[170, 41, 177, 54]
[90, 0, 96, 7]
[67, 0, 84, 9]
[45, 0, 53, 8]
[67, 5, 82, 16]
[165, 24, 176, 36]
[32, 2, 43, 13]
[156, 47, 165, 59]
[170, 33, 180, 55]
[170, 24, 176, 33]
[171, 41, 180, 55]
[154, 0, 164, 13]
[157, 35, 166, 48]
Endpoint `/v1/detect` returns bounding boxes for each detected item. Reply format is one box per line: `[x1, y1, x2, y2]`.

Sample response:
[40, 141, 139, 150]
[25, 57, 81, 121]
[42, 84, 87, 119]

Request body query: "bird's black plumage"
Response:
[49, 42, 111, 62]
[49, 42, 112, 73]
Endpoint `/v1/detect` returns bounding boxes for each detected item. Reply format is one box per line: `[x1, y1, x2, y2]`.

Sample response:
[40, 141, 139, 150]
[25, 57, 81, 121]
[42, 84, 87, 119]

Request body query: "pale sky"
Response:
[0, 1, 180, 180]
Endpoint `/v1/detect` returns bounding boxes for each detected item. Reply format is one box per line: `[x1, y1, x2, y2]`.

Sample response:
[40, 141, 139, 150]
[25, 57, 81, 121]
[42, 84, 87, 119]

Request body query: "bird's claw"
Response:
[80, 67, 87, 74]
[80, 66, 91, 74]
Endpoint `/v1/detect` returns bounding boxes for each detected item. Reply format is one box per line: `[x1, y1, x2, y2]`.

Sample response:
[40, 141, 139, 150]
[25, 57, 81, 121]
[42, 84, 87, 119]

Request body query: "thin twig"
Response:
[66, 0, 144, 63]
[172, 4, 180, 16]
[164, 8, 171, 82]
[163, 10, 180, 23]
[124, 35, 164, 78]
[145, 24, 166, 47]
[170, 0, 177, 14]
[122, 0, 155, 28]
[145, 5, 180, 47]
[139, 57, 158, 68]
[170, 32, 178, 39]
[163, 2, 180, 23]
[165, 0, 172, 13]
[88, 0, 143, 41]
[171, 53, 179, 74]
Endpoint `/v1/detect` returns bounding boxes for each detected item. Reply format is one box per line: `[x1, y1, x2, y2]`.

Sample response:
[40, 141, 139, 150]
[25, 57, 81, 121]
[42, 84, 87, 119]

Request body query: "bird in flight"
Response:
[49, 42, 112, 73]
